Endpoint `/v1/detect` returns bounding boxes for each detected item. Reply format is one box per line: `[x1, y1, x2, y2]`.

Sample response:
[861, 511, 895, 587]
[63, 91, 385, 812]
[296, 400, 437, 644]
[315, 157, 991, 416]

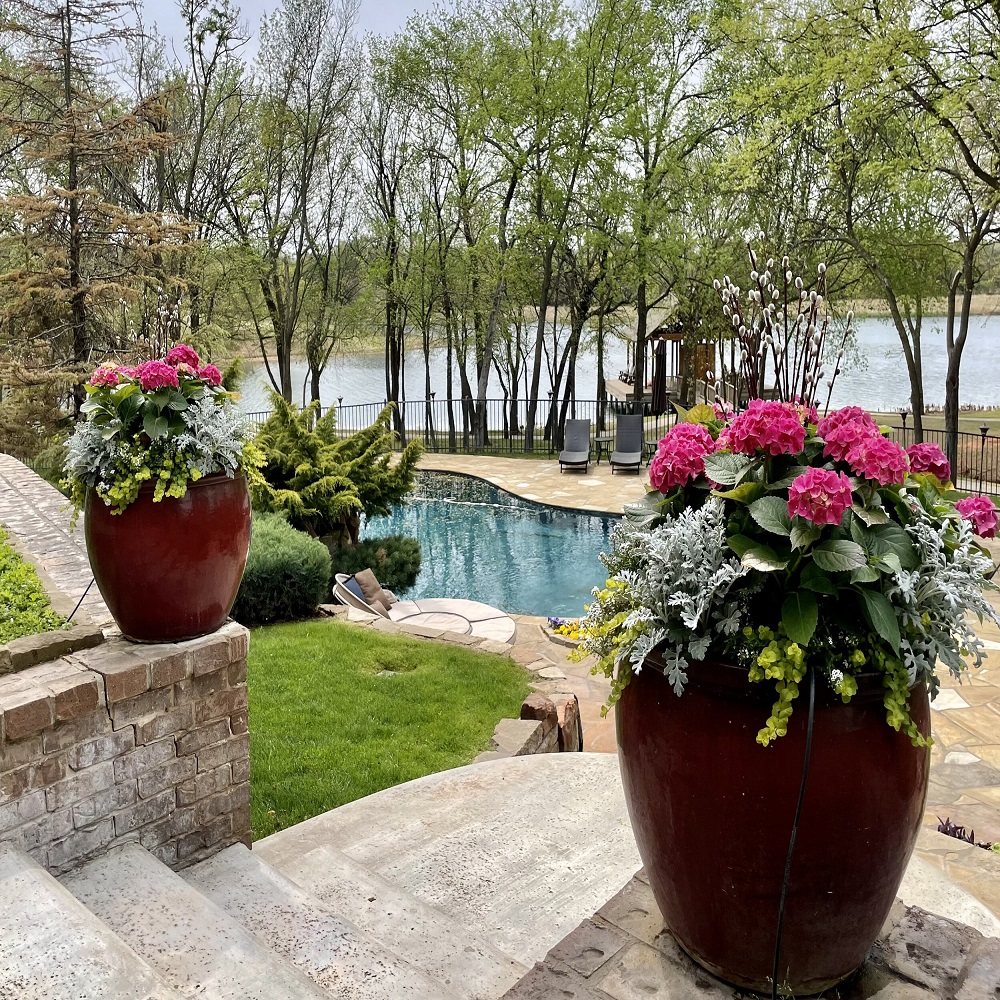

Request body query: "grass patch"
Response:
[0, 527, 65, 643]
[248, 619, 532, 838]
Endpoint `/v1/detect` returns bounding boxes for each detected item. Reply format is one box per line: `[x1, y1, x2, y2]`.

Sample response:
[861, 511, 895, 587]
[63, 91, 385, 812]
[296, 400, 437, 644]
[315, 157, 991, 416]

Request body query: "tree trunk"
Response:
[473, 171, 518, 449]
[524, 243, 556, 452]
[444, 296, 457, 450]
[945, 265, 974, 480]
[63, 3, 86, 414]
[633, 278, 648, 414]
[597, 309, 607, 432]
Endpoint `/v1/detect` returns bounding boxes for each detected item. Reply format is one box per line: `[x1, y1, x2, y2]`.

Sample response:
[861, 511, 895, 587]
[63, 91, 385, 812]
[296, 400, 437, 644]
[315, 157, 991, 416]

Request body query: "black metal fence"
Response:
[246, 397, 679, 457]
[884, 425, 1000, 494]
[242, 400, 1000, 491]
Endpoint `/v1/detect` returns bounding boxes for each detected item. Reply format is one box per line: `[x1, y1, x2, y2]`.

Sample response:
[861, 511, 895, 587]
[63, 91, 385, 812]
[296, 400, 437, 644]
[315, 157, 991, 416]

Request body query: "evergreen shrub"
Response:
[329, 535, 421, 592]
[231, 514, 331, 625]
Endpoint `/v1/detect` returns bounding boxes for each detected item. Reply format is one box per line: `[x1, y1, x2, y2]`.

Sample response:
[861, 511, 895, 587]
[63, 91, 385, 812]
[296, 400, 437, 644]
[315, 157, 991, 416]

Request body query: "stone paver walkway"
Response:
[418, 453, 640, 515]
[0, 454, 108, 624]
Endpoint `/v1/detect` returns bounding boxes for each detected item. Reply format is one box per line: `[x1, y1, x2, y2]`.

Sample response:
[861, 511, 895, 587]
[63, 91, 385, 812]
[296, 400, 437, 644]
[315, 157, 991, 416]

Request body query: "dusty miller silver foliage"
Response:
[584, 499, 746, 695]
[888, 504, 1000, 698]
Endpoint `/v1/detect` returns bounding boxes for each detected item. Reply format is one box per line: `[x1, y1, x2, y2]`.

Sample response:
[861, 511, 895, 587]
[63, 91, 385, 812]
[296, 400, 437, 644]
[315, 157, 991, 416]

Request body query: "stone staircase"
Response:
[4, 753, 999, 1000]
[1, 829, 533, 1000]
[0, 754, 645, 1000]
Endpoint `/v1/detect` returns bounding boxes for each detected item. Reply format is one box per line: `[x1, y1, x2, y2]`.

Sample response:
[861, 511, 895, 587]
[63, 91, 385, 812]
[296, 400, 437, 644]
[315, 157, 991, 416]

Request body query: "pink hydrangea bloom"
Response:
[817, 406, 881, 462]
[135, 359, 180, 391]
[822, 419, 881, 463]
[649, 423, 715, 492]
[906, 442, 951, 482]
[847, 434, 908, 485]
[787, 468, 854, 526]
[165, 343, 200, 368]
[955, 495, 998, 539]
[175, 362, 197, 376]
[816, 406, 877, 440]
[89, 365, 120, 388]
[198, 364, 222, 386]
[728, 400, 806, 457]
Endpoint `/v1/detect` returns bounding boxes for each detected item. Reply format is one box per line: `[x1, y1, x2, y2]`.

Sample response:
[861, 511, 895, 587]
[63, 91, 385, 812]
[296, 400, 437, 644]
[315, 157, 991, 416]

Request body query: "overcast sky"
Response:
[143, 0, 435, 49]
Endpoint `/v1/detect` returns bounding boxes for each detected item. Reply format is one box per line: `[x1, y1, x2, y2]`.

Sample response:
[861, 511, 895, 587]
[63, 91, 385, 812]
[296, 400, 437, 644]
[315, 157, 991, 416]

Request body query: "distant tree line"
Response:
[0, 0, 998, 466]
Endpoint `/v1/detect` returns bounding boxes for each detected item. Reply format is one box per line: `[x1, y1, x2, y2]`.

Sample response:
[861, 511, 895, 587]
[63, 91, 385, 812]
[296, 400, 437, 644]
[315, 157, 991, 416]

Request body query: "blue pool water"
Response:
[364, 471, 619, 617]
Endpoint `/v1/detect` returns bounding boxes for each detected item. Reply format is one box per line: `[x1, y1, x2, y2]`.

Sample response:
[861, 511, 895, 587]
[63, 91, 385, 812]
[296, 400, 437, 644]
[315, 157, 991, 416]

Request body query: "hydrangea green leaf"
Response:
[857, 588, 901, 652]
[703, 453, 755, 486]
[749, 496, 792, 536]
[812, 539, 868, 572]
[781, 591, 818, 645]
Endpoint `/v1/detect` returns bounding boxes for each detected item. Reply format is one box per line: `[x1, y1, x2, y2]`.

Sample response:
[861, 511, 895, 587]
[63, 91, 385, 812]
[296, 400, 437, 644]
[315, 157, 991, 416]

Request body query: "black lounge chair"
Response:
[559, 419, 591, 473]
[610, 414, 644, 474]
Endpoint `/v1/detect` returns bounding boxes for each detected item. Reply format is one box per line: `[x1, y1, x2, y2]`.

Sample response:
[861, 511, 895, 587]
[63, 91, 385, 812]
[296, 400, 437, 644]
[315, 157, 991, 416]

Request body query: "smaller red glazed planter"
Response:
[85, 470, 251, 643]
[616, 652, 931, 996]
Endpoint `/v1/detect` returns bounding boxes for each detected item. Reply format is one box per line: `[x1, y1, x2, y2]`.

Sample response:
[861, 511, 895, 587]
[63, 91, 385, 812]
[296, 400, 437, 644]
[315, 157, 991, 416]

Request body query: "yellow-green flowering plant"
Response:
[66, 345, 256, 516]
[577, 251, 999, 745]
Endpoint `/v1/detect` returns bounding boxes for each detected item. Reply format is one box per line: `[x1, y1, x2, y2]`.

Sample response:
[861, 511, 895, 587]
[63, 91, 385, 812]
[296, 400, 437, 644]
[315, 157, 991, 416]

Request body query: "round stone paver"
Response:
[393, 611, 473, 634]
[389, 598, 517, 642]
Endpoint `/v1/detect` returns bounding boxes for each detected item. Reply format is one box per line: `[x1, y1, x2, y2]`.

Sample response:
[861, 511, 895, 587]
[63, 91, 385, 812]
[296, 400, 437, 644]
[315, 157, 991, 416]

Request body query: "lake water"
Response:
[238, 314, 1000, 413]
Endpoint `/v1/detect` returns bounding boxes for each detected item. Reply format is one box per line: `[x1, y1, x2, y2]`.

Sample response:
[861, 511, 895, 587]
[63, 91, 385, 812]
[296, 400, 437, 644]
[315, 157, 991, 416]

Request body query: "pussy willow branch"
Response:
[715, 246, 854, 413]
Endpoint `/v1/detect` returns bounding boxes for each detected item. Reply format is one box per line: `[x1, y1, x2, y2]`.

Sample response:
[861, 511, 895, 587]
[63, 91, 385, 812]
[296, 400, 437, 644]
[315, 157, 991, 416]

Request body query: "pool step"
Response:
[182, 843, 457, 1000]
[0, 842, 181, 1000]
[60, 843, 329, 1000]
[270, 843, 527, 999]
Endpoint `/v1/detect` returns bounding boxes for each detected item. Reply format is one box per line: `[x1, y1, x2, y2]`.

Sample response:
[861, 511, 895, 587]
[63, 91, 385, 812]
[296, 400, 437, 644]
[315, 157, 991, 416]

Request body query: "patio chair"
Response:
[332, 571, 394, 618]
[559, 419, 592, 473]
[609, 414, 644, 475]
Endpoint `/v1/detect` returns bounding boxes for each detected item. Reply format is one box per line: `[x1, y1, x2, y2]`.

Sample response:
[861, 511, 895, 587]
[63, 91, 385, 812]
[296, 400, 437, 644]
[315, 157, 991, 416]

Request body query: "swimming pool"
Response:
[364, 471, 619, 618]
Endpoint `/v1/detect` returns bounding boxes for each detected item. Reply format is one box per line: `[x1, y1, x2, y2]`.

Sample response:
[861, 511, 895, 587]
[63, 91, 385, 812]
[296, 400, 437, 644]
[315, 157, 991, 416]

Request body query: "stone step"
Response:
[183, 843, 458, 1000]
[271, 843, 528, 1000]
[0, 842, 181, 1000]
[60, 842, 329, 1000]
[254, 754, 643, 968]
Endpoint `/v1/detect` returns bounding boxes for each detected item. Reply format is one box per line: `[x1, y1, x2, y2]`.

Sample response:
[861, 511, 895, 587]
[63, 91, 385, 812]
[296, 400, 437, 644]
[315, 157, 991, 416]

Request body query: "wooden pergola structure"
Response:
[611, 320, 723, 409]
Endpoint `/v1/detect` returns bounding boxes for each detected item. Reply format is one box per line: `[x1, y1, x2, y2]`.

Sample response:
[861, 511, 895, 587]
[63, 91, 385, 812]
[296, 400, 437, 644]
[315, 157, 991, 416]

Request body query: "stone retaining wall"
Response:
[0, 623, 251, 874]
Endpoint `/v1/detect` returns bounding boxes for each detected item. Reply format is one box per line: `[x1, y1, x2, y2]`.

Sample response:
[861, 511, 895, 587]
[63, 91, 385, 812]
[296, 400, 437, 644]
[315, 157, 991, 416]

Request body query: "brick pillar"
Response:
[0, 623, 251, 873]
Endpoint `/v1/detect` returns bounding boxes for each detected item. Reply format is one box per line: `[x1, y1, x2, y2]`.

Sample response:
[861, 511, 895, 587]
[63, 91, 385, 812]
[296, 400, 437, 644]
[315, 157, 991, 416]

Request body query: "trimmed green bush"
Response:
[231, 514, 331, 626]
[0, 527, 65, 642]
[330, 535, 421, 592]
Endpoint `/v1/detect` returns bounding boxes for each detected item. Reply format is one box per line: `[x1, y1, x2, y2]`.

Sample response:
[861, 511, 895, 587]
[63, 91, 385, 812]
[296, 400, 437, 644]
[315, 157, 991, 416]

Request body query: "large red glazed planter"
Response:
[85, 470, 252, 643]
[616, 651, 930, 995]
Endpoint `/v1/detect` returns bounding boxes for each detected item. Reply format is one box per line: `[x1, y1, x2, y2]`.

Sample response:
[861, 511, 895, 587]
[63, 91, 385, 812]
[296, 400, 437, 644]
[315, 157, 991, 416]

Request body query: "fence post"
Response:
[980, 424, 990, 494]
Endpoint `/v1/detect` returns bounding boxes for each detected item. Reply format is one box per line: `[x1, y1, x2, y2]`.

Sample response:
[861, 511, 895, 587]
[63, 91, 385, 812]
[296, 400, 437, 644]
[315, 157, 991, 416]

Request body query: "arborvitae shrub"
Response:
[231, 514, 331, 626]
[329, 535, 422, 593]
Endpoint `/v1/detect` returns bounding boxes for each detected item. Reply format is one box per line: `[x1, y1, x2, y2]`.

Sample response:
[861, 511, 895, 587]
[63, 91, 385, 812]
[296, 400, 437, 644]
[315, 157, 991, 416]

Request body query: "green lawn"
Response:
[247, 619, 532, 838]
